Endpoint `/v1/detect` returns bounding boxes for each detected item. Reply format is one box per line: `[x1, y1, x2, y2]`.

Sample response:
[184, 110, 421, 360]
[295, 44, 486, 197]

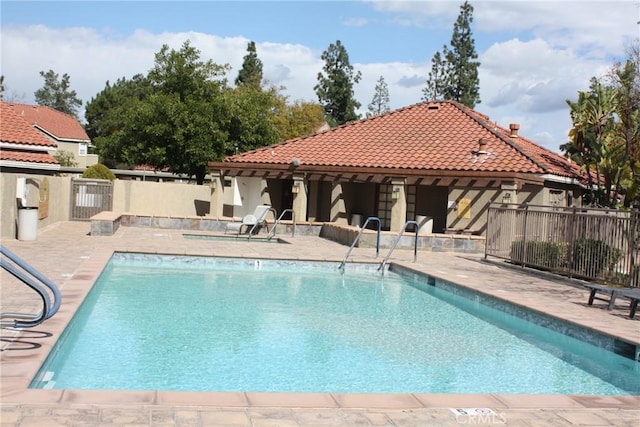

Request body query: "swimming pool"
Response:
[31, 253, 640, 395]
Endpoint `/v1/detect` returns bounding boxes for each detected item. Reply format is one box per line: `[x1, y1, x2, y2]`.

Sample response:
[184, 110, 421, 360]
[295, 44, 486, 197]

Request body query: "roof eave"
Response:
[0, 142, 57, 151]
[0, 160, 60, 170]
[210, 161, 546, 184]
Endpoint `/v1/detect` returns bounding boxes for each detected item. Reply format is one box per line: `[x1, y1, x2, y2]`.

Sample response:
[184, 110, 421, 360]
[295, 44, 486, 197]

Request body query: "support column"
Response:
[390, 178, 407, 232]
[260, 178, 272, 206]
[292, 175, 307, 222]
[307, 181, 319, 222]
[501, 181, 518, 205]
[209, 171, 224, 218]
[330, 182, 348, 226]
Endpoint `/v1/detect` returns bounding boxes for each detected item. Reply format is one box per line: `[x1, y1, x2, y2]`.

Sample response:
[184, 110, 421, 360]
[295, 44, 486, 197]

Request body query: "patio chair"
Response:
[584, 284, 640, 319]
[225, 204, 272, 235]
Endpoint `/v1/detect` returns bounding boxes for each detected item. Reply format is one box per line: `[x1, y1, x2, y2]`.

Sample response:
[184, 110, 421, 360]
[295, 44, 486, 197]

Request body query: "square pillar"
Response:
[390, 178, 407, 232]
[292, 175, 307, 222]
[209, 171, 224, 218]
[330, 182, 348, 225]
[260, 178, 272, 206]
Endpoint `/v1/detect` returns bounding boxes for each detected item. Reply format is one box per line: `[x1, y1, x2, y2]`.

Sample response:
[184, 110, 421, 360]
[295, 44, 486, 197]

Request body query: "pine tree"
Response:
[444, 1, 480, 107]
[34, 70, 83, 117]
[422, 1, 480, 108]
[314, 40, 362, 126]
[235, 41, 263, 90]
[422, 51, 447, 101]
[367, 76, 390, 117]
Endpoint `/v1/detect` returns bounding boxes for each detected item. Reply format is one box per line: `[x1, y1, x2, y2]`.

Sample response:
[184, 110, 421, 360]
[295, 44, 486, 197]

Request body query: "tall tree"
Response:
[314, 40, 362, 126]
[422, 51, 446, 101]
[235, 41, 263, 90]
[272, 98, 326, 140]
[367, 76, 390, 117]
[0, 75, 5, 100]
[86, 41, 230, 184]
[606, 40, 640, 206]
[34, 70, 83, 117]
[422, 1, 480, 107]
[85, 74, 153, 167]
[564, 80, 619, 207]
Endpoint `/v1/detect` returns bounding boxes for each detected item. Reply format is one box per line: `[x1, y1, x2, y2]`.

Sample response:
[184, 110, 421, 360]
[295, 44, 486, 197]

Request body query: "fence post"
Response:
[566, 206, 576, 279]
[521, 204, 529, 268]
[630, 209, 638, 287]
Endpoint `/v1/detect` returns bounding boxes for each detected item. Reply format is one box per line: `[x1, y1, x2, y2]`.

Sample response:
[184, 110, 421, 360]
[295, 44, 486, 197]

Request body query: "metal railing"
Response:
[247, 206, 278, 239]
[378, 220, 419, 275]
[0, 245, 62, 328]
[339, 216, 382, 270]
[267, 209, 296, 240]
[485, 204, 639, 287]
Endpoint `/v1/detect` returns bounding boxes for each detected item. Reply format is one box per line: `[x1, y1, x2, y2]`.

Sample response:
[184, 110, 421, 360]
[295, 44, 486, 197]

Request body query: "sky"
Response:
[1, 0, 639, 154]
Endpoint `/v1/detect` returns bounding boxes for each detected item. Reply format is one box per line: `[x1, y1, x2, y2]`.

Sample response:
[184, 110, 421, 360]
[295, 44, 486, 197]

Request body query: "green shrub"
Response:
[510, 240, 563, 269]
[82, 164, 116, 181]
[53, 150, 78, 167]
[571, 238, 621, 278]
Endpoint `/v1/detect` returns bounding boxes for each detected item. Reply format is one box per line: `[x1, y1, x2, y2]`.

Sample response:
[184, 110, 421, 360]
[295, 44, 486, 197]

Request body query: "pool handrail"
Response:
[0, 245, 62, 328]
[246, 206, 278, 239]
[339, 216, 381, 270]
[378, 220, 419, 275]
[266, 209, 296, 240]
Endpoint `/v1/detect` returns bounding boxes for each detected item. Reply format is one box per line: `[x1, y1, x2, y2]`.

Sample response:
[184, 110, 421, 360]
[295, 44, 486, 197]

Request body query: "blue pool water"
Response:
[32, 254, 640, 394]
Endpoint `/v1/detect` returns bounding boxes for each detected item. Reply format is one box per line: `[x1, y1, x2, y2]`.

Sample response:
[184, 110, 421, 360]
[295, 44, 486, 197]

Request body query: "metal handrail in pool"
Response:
[267, 209, 295, 240]
[378, 220, 419, 275]
[0, 245, 62, 328]
[339, 216, 382, 270]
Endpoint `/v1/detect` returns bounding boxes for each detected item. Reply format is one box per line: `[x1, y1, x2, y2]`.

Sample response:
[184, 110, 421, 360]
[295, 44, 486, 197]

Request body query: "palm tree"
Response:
[565, 82, 618, 206]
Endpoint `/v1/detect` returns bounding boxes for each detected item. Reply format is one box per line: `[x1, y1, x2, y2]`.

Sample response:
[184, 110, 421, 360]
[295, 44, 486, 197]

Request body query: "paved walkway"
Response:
[1, 221, 639, 426]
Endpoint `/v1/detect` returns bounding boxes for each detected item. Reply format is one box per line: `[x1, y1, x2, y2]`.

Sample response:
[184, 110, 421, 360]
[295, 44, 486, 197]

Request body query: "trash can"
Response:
[18, 207, 38, 241]
[415, 215, 433, 235]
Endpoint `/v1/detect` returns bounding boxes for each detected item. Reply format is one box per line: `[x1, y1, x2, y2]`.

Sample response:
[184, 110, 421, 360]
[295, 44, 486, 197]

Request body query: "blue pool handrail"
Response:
[0, 245, 62, 328]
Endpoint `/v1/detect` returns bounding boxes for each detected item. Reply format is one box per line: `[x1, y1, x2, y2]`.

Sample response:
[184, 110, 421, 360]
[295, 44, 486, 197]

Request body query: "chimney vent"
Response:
[477, 138, 488, 154]
[509, 123, 520, 138]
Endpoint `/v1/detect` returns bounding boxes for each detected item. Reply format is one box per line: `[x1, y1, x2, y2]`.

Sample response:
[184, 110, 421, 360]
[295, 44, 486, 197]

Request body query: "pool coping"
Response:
[1, 226, 640, 415]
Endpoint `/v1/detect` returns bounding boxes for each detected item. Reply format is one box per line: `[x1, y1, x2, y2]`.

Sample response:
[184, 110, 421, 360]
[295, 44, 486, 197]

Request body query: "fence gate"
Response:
[70, 178, 113, 221]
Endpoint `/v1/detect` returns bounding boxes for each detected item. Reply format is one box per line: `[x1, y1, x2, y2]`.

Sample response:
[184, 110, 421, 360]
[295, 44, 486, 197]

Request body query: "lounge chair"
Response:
[225, 205, 272, 235]
[584, 284, 640, 319]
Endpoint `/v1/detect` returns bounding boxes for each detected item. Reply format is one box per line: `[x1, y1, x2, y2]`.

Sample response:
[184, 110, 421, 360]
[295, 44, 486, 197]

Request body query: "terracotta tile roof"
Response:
[0, 148, 58, 165]
[0, 102, 59, 166]
[0, 102, 57, 148]
[225, 101, 583, 180]
[7, 103, 89, 142]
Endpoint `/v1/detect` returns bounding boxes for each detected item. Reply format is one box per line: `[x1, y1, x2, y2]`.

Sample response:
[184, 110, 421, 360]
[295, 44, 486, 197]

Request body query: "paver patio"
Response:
[1, 221, 638, 426]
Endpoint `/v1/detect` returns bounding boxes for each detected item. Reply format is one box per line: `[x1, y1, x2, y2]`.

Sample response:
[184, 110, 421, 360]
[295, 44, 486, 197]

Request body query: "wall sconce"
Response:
[502, 192, 512, 203]
[392, 186, 400, 200]
[292, 182, 300, 194]
[209, 180, 217, 191]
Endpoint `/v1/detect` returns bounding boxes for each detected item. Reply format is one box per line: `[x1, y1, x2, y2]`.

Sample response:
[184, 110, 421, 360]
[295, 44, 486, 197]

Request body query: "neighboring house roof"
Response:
[221, 101, 583, 183]
[8, 103, 90, 143]
[0, 101, 59, 168]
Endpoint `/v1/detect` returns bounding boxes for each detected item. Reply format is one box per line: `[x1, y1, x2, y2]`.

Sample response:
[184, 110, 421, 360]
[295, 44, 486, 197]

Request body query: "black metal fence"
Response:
[485, 204, 639, 287]
[70, 178, 113, 221]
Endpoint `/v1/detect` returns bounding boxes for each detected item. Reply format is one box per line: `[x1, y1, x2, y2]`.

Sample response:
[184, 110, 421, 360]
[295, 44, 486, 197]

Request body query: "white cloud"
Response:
[1, 0, 637, 155]
[342, 17, 370, 27]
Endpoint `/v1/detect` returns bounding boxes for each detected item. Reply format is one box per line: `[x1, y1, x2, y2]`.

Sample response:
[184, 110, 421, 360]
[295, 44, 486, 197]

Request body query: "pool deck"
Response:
[1, 221, 639, 426]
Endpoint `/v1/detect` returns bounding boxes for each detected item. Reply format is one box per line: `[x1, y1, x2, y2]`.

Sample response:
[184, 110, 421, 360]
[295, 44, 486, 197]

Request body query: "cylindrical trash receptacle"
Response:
[415, 215, 433, 235]
[18, 207, 38, 241]
[351, 214, 362, 228]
